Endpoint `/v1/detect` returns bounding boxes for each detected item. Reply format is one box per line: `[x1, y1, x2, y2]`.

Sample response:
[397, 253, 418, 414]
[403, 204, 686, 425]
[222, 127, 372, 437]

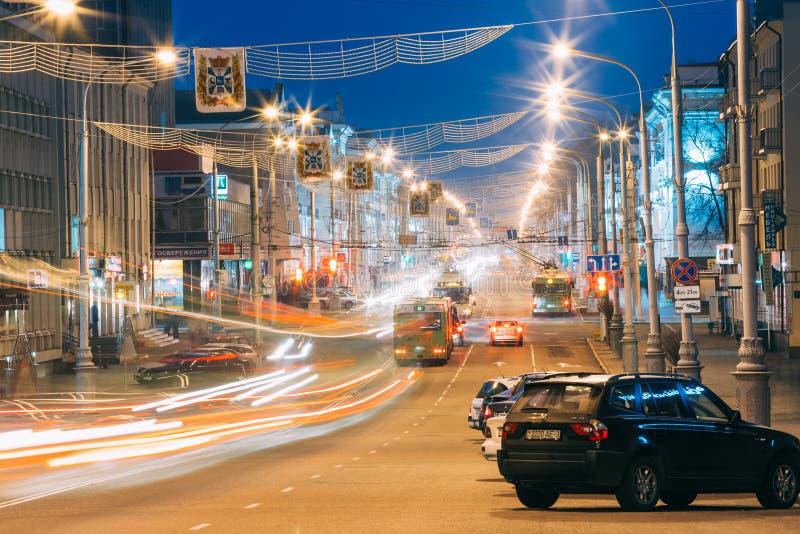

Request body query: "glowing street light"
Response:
[45, 0, 76, 15]
[156, 48, 177, 65]
[552, 42, 571, 60]
[262, 105, 280, 120]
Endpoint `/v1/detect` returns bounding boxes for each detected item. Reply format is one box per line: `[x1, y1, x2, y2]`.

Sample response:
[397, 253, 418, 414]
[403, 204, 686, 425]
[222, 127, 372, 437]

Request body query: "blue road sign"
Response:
[587, 254, 621, 273]
[506, 229, 518, 240]
[671, 258, 698, 285]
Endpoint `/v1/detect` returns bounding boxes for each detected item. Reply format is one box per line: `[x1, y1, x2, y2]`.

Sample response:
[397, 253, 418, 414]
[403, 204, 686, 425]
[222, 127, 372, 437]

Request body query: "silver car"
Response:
[489, 320, 524, 346]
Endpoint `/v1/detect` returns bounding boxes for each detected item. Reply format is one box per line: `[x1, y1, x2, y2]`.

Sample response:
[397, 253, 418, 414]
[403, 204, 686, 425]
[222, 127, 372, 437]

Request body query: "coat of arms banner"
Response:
[345, 157, 374, 193]
[410, 191, 430, 217]
[194, 48, 246, 113]
[296, 136, 332, 185]
[428, 181, 443, 202]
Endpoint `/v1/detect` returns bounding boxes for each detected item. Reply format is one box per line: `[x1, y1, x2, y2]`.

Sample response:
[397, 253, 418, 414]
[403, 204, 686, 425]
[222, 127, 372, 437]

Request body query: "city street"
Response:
[1, 277, 797, 533]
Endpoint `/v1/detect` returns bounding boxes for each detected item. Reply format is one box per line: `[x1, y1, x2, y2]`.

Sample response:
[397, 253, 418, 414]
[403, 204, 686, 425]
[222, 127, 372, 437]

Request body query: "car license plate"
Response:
[526, 429, 560, 440]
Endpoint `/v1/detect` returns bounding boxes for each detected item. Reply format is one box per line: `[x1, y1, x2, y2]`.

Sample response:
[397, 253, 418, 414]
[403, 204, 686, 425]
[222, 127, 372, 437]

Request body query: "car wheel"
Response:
[757, 455, 799, 509]
[489, 339, 494, 346]
[660, 491, 697, 508]
[344, 301, 353, 310]
[517, 337, 523, 347]
[615, 456, 661, 511]
[515, 485, 559, 509]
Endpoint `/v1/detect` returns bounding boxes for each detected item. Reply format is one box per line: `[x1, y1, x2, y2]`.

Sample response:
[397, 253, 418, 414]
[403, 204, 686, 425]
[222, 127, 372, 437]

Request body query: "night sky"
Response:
[172, 0, 738, 211]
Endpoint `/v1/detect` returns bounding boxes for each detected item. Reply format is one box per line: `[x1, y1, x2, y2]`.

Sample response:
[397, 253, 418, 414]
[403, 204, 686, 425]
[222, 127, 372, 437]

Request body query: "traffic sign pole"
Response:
[670, 258, 701, 380]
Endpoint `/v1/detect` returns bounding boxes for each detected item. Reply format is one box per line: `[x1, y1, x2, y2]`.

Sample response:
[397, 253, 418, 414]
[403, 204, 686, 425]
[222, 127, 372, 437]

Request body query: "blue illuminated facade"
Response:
[645, 65, 725, 273]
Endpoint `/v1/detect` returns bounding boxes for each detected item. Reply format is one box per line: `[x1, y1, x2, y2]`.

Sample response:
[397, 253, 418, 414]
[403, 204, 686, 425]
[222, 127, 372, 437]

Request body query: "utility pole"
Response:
[250, 156, 262, 347]
[732, 0, 770, 425]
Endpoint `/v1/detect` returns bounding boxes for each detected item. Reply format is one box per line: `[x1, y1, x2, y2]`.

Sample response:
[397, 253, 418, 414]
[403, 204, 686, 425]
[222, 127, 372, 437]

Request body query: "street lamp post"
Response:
[554, 43, 665, 372]
[658, 0, 700, 379]
[250, 152, 263, 347]
[732, 0, 770, 425]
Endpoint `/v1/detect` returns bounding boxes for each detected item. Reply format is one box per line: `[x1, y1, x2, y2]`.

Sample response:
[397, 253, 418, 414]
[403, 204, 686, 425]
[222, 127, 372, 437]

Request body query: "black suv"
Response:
[497, 373, 800, 511]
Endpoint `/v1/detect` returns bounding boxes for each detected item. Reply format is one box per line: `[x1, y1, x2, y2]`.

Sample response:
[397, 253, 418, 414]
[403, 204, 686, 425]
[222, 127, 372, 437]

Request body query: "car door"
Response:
[679, 383, 766, 487]
[641, 381, 702, 484]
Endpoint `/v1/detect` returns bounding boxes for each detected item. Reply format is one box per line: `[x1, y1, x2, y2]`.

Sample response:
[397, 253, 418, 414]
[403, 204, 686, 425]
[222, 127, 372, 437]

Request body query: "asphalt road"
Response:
[2, 278, 797, 533]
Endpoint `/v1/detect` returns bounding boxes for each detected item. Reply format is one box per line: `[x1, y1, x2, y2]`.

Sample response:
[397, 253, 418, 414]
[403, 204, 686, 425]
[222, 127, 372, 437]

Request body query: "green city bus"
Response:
[531, 269, 573, 315]
[393, 298, 453, 365]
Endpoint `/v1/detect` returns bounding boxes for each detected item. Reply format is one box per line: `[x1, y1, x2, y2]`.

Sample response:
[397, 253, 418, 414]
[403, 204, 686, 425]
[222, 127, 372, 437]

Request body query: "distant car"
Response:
[134, 350, 254, 386]
[489, 320, 524, 346]
[498, 373, 800, 511]
[475, 372, 558, 431]
[468, 377, 518, 430]
[452, 315, 465, 347]
[319, 287, 358, 310]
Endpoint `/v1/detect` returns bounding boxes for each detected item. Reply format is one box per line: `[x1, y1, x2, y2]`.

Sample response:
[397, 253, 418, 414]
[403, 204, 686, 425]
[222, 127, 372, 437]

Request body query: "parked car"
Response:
[489, 320, 523, 346]
[468, 377, 518, 430]
[481, 413, 507, 461]
[319, 287, 359, 310]
[475, 372, 558, 431]
[497, 372, 800, 511]
[134, 350, 254, 387]
[197, 343, 261, 363]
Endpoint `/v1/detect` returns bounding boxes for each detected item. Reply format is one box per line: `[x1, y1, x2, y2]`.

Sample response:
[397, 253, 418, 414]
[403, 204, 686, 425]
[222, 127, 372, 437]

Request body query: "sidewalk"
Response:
[587, 326, 800, 437]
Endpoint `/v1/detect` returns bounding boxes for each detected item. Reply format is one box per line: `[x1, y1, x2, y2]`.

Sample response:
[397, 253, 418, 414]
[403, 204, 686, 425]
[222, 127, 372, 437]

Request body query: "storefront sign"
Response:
[155, 246, 210, 259]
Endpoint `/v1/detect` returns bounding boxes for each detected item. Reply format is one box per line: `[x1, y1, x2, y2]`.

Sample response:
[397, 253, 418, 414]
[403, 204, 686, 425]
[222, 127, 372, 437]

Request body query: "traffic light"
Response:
[595, 274, 608, 296]
[329, 258, 338, 273]
[243, 259, 253, 270]
[295, 267, 304, 282]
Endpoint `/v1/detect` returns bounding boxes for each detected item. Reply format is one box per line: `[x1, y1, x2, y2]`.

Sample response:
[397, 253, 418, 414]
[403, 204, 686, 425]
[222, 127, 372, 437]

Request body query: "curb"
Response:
[585, 338, 609, 373]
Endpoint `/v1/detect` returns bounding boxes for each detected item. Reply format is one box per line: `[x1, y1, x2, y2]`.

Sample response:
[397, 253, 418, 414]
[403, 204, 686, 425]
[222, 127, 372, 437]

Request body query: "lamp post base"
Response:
[620, 333, 639, 373]
[675, 340, 701, 380]
[608, 314, 623, 356]
[645, 332, 666, 373]
[732, 370, 772, 426]
[308, 300, 321, 316]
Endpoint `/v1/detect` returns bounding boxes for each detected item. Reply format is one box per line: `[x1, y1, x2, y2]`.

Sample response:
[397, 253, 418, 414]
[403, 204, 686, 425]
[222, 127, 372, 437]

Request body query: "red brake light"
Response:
[570, 419, 608, 441]
[483, 406, 493, 418]
[563, 299, 570, 306]
[457, 326, 463, 332]
[516, 326, 523, 333]
[501, 422, 518, 440]
[491, 326, 497, 332]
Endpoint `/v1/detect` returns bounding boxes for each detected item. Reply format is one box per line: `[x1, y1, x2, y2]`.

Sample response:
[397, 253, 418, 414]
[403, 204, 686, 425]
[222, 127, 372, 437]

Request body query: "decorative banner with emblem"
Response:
[464, 202, 477, 218]
[445, 207, 460, 226]
[345, 157, 374, 193]
[194, 48, 246, 113]
[479, 216, 491, 229]
[409, 190, 430, 217]
[296, 136, 332, 185]
[427, 181, 443, 202]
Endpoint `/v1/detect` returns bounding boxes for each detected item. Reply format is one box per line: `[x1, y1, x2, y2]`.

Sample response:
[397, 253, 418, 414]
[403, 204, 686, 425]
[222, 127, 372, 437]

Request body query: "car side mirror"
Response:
[730, 410, 742, 424]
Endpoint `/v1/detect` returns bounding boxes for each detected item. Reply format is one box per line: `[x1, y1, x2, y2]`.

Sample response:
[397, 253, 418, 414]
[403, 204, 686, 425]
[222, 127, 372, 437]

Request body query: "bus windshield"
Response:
[533, 283, 568, 295]
[394, 312, 443, 333]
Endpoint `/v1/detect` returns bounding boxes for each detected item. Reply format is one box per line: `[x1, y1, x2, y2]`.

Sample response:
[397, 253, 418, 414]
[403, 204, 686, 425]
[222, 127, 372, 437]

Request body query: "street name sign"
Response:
[674, 300, 701, 314]
[674, 285, 700, 300]
[762, 189, 786, 251]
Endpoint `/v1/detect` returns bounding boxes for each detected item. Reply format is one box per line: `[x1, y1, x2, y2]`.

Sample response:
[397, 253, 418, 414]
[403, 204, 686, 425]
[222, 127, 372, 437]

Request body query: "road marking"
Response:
[353, 456, 361, 461]
[280, 487, 294, 493]
[383, 442, 390, 447]
[245, 503, 261, 509]
[394, 437, 400, 440]
[530, 344, 536, 371]
[310, 474, 321, 479]
[412, 422, 419, 427]
[368, 450, 376, 454]
[420, 416, 426, 420]
[334, 464, 343, 468]
[403, 430, 410, 434]
[189, 524, 211, 531]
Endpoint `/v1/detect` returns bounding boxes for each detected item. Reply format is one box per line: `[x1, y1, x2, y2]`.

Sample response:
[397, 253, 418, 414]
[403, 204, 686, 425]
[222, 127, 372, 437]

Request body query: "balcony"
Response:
[756, 68, 781, 95]
[754, 127, 781, 157]
[718, 90, 737, 120]
[717, 163, 740, 193]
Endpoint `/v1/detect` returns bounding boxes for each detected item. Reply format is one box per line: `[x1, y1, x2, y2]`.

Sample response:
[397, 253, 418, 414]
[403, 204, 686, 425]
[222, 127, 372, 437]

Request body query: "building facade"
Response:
[0, 2, 172, 365]
[717, 0, 800, 351]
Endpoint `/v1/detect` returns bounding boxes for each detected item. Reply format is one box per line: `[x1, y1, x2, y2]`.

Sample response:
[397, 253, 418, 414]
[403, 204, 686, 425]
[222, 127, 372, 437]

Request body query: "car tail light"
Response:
[502, 422, 520, 440]
[457, 325, 463, 332]
[491, 326, 497, 332]
[483, 406, 493, 418]
[433, 348, 445, 354]
[516, 326, 523, 333]
[570, 419, 608, 441]
[563, 298, 570, 306]
[394, 348, 407, 355]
